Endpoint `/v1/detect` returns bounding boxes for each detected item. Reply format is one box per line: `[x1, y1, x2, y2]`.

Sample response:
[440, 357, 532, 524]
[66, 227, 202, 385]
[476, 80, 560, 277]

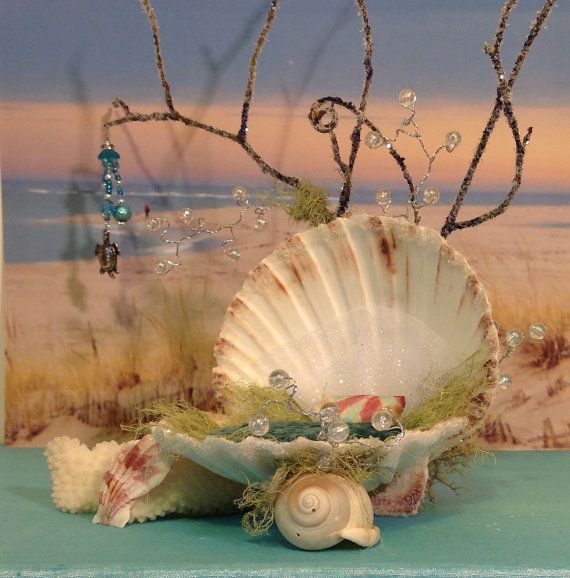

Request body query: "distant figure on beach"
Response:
[144, 202, 151, 219]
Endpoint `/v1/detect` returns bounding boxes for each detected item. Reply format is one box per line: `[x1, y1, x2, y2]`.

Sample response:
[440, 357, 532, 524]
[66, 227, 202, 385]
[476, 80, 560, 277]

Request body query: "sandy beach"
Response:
[5, 203, 570, 448]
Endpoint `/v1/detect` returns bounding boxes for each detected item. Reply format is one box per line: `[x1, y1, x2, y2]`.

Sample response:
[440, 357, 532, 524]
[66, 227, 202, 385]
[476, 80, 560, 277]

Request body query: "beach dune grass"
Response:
[5, 282, 221, 442]
[489, 284, 569, 369]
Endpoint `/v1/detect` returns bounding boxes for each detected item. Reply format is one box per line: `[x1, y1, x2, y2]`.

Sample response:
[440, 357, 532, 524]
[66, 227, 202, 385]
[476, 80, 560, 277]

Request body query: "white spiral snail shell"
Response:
[274, 473, 380, 550]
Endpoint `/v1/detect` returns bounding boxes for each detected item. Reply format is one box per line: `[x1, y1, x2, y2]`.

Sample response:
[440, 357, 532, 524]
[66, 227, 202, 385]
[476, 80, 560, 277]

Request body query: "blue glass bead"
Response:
[104, 180, 113, 193]
[113, 203, 132, 223]
[114, 173, 121, 181]
[100, 199, 114, 218]
[116, 187, 124, 196]
[98, 148, 120, 162]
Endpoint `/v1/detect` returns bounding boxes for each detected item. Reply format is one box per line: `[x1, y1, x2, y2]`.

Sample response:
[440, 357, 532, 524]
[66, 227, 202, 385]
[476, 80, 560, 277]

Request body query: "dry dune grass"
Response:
[483, 243, 570, 370]
[5, 282, 220, 443]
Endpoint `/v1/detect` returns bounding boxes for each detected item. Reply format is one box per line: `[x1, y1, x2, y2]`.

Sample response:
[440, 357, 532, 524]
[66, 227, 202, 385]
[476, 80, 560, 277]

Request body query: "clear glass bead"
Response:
[254, 217, 268, 231]
[375, 188, 392, 211]
[398, 88, 416, 108]
[268, 369, 290, 389]
[371, 408, 394, 431]
[147, 217, 168, 231]
[180, 208, 193, 226]
[529, 323, 546, 340]
[326, 419, 349, 443]
[445, 131, 462, 152]
[423, 187, 440, 205]
[365, 131, 385, 149]
[319, 403, 340, 424]
[505, 328, 524, 348]
[232, 186, 247, 202]
[248, 415, 270, 437]
[226, 248, 241, 262]
[154, 260, 172, 276]
[497, 373, 512, 390]
[317, 452, 334, 471]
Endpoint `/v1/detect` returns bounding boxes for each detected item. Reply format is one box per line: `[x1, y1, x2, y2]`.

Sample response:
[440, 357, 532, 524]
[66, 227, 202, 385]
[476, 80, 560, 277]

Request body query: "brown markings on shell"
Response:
[249, 261, 289, 296]
[329, 219, 359, 271]
[227, 296, 247, 316]
[457, 274, 477, 313]
[435, 244, 454, 286]
[286, 235, 320, 287]
[215, 337, 235, 357]
[370, 218, 397, 275]
[370, 466, 428, 516]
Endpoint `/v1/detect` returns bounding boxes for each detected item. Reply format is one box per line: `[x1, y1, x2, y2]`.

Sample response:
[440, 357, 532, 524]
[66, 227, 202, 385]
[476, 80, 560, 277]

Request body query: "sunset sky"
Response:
[1, 0, 569, 194]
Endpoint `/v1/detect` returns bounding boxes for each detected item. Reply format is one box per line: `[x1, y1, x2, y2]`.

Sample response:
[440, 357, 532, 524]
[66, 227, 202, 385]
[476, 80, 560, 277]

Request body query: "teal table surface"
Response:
[0, 448, 568, 578]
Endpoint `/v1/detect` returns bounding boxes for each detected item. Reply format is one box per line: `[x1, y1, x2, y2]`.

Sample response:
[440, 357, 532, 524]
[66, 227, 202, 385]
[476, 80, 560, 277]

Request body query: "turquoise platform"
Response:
[0, 448, 568, 577]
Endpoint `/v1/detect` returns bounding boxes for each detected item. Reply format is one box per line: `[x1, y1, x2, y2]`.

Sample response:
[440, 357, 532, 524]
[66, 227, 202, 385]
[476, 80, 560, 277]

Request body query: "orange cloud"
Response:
[1, 99, 568, 194]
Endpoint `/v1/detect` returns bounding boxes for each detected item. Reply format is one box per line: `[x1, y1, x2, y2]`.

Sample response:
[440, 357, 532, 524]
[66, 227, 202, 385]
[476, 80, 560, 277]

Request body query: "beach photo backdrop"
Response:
[1, 0, 568, 448]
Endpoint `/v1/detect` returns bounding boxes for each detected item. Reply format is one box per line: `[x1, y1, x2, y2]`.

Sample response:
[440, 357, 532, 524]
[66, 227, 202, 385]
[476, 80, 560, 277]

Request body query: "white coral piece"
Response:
[45, 436, 122, 514]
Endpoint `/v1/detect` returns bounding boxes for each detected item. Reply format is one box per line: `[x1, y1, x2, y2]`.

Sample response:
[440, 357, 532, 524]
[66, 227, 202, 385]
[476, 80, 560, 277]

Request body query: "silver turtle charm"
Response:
[95, 230, 120, 278]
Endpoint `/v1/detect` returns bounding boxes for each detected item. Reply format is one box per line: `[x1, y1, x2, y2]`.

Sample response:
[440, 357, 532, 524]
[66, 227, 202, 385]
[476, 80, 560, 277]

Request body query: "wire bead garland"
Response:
[146, 186, 271, 275]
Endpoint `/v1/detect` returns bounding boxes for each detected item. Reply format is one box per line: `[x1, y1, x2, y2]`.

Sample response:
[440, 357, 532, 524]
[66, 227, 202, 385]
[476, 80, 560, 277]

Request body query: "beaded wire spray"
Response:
[311, 89, 462, 217]
[95, 140, 132, 277]
[495, 322, 547, 389]
[146, 185, 272, 275]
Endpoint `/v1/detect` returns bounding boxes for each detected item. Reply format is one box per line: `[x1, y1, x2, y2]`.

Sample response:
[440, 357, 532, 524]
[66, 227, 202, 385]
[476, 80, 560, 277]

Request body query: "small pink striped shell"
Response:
[324, 394, 405, 423]
[93, 434, 173, 527]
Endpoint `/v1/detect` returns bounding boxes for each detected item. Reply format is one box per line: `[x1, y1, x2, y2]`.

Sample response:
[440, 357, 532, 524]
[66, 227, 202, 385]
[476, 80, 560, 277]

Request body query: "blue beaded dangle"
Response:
[95, 140, 131, 277]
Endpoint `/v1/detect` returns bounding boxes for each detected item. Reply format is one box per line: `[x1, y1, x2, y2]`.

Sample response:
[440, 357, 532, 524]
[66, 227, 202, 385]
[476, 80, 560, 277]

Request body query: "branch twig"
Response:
[238, 0, 279, 141]
[336, 0, 374, 217]
[105, 0, 299, 192]
[140, 0, 175, 113]
[440, 0, 556, 238]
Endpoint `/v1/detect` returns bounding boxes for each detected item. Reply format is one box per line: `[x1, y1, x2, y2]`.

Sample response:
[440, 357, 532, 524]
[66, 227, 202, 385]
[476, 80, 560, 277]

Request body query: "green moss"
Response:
[283, 181, 335, 227]
[122, 399, 219, 439]
[402, 351, 490, 431]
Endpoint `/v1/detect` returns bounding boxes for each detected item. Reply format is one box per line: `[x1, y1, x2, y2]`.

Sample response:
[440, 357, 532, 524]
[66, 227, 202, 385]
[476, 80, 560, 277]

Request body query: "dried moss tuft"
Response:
[236, 445, 390, 535]
[122, 399, 219, 439]
[284, 181, 335, 227]
[402, 351, 491, 431]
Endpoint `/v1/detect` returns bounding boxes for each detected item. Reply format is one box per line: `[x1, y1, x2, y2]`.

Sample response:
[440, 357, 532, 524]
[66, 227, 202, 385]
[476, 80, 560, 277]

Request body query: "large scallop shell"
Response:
[154, 215, 498, 513]
[274, 473, 380, 550]
[213, 215, 498, 412]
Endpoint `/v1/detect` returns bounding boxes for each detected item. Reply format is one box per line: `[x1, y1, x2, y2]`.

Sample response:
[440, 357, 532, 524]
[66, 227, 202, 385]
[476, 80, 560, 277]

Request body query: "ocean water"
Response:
[2, 178, 569, 264]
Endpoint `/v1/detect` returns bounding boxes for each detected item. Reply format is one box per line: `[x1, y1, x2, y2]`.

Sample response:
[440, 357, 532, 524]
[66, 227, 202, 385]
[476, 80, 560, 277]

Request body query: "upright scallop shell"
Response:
[213, 215, 498, 412]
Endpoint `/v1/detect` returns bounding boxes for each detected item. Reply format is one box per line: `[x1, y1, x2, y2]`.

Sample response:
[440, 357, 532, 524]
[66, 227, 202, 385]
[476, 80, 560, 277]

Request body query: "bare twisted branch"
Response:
[105, 0, 299, 192]
[238, 0, 279, 141]
[441, 0, 557, 238]
[336, 0, 374, 217]
[140, 0, 175, 113]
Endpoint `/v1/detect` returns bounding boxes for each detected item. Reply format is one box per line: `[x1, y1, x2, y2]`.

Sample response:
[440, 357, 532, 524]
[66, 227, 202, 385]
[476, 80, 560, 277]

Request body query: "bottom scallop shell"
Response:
[274, 473, 380, 551]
